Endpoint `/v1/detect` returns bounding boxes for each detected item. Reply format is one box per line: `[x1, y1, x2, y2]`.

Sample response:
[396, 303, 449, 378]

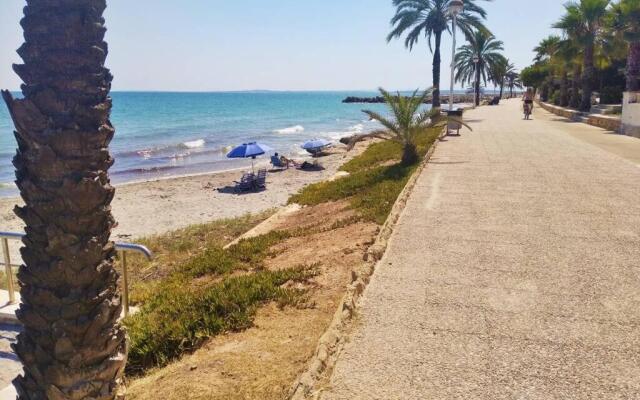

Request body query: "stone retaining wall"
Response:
[538, 101, 622, 133]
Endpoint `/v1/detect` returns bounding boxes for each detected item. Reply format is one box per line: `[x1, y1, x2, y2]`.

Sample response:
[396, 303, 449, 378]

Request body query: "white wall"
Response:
[622, 92, 640, 138]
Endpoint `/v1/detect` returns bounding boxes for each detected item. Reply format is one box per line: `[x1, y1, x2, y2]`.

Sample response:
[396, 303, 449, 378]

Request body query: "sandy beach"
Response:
[0, 143, 366, 262]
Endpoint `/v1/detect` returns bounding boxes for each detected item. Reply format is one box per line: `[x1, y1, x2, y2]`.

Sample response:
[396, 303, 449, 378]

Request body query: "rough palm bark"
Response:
[580, 42, 595, 111]
[1, 0, 126, 399]
[560, 72, 570, 107]
[475, 65, 482, 106]
[570, 66, 582, 109]
[432, 31, 442, 108]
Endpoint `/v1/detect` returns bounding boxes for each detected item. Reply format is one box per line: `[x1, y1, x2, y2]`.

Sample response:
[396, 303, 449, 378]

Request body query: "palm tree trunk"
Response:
[560, 71, 569, 107]
[580, 42, 595, 111]
[1, 1, 126, 399]
[499, 80, 504, 99]
[401, 143, 419, 166]
[570, 65, 581, 109]
[432, 31, 443, 108]
[628, 41, 640, 92]
[475, 66, 482, 106]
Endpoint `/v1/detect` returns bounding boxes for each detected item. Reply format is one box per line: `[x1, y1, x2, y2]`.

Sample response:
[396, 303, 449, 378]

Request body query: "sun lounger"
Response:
[256, 169, 267, 189]
[234, 172, 255, 192]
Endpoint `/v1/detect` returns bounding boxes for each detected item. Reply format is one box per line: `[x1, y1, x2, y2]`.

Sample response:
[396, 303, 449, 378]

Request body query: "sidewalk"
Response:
[320, 99, 640, 399]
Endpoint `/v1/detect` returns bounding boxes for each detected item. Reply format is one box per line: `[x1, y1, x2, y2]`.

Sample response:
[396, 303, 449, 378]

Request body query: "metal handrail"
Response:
[0, 231, 153, 317]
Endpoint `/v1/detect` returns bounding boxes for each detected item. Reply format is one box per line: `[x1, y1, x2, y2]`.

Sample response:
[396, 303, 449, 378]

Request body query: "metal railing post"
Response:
[0, 231, 152, 316]
[2, 237, 15, 304]
[120, 251, 130, 318]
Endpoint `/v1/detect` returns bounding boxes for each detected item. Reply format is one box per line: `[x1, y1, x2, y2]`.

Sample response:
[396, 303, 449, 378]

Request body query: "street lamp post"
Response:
[473, 54, 480, 107]
[448, 0, 464, 112]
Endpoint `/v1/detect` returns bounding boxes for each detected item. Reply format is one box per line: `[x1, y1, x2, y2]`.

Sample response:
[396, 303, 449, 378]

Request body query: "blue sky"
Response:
[0, 0, 566, 92]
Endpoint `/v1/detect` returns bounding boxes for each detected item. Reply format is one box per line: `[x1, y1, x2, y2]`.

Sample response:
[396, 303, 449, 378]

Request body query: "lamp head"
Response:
[448, 0, 464, 16]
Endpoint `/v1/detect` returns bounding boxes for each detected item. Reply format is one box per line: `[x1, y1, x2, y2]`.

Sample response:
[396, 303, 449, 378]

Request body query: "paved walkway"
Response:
[321, 99, 640, 399]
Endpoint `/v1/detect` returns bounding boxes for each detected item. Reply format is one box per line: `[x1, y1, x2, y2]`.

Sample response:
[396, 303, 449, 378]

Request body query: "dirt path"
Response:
[321, 99, 640, 399]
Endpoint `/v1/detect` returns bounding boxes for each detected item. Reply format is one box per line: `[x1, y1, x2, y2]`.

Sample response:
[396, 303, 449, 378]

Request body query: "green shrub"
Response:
[600, 86, 623, 105]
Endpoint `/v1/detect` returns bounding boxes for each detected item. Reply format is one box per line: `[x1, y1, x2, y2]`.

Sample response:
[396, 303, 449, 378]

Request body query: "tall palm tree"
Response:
[534, 35, 562, 63]
[506, 69, 523, 98]
[387, 0, 491, 108]
[1, 1, 126, 398]
[488, 57, 507, 98]
[610, 0, 640, 91]
[553, 0, 611, 111]
[553, 39, 581, 107]
[454, 30, 506, 105]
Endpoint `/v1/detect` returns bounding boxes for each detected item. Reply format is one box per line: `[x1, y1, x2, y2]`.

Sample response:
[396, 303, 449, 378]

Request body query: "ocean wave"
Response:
[182, 139, 206, 149]
[349, 123, 364, 133]
[274, 125, 305, 134]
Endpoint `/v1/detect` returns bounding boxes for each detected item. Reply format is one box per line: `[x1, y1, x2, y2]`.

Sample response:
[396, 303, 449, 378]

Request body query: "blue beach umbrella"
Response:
[227, 142, 273, 172]
[301, 139, 331, 152]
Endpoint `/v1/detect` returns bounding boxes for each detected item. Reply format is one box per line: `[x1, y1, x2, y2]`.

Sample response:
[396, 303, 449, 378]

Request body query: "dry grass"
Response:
[127, 201, 378, 400]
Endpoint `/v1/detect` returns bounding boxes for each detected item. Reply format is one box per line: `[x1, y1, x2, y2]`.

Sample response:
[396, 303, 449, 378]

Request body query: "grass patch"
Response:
[340, 140, 404, 173]
[125, 226, 316, 374]
[126, 264, 316, 374]
[290, 128, 441, 224]
[124, 210, 275, 286]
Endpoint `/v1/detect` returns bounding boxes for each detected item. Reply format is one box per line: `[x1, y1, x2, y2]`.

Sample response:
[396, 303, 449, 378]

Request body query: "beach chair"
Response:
[256, 169, 267, 189]
[234, 172, 255, 193]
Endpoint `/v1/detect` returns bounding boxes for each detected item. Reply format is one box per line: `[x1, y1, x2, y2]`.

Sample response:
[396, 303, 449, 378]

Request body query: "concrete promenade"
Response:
[321, 99, 640, 399]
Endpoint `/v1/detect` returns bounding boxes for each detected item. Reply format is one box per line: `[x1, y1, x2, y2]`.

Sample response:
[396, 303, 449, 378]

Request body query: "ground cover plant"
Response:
[290, 127, 441, 224]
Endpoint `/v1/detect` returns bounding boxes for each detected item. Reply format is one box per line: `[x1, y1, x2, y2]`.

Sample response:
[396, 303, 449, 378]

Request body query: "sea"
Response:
[0, 91, 398, 197]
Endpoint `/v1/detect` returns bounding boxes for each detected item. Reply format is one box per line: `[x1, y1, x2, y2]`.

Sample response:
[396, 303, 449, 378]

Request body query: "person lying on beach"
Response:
[280, 155, 299, 167]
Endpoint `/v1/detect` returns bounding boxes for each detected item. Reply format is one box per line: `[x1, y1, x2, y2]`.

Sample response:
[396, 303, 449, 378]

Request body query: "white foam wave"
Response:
[183, 139, 206, 149]
[349, 123, 364, 133]
[274, 125, 305, 134]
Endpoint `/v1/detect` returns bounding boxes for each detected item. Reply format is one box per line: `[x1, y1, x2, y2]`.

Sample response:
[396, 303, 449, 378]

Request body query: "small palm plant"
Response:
[349, 88, 467, 166]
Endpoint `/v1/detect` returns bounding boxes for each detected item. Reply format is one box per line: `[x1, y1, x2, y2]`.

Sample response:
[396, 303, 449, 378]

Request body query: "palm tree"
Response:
[488, 58, 507, 98]
[454, 30, 506, 105]
[534, 35, 562, 63]
[506, 69, 523, 98]
[387, 0, 491, 108]
[552, 39, 580, 107]
[553, 0, 611, 111]
[350, 88, 459, 166]
[1, 1, 126, 398]
[610, 0, 640, 91]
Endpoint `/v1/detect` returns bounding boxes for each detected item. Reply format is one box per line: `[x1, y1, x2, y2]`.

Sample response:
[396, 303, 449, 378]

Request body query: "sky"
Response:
[0, 0, 566, 92]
